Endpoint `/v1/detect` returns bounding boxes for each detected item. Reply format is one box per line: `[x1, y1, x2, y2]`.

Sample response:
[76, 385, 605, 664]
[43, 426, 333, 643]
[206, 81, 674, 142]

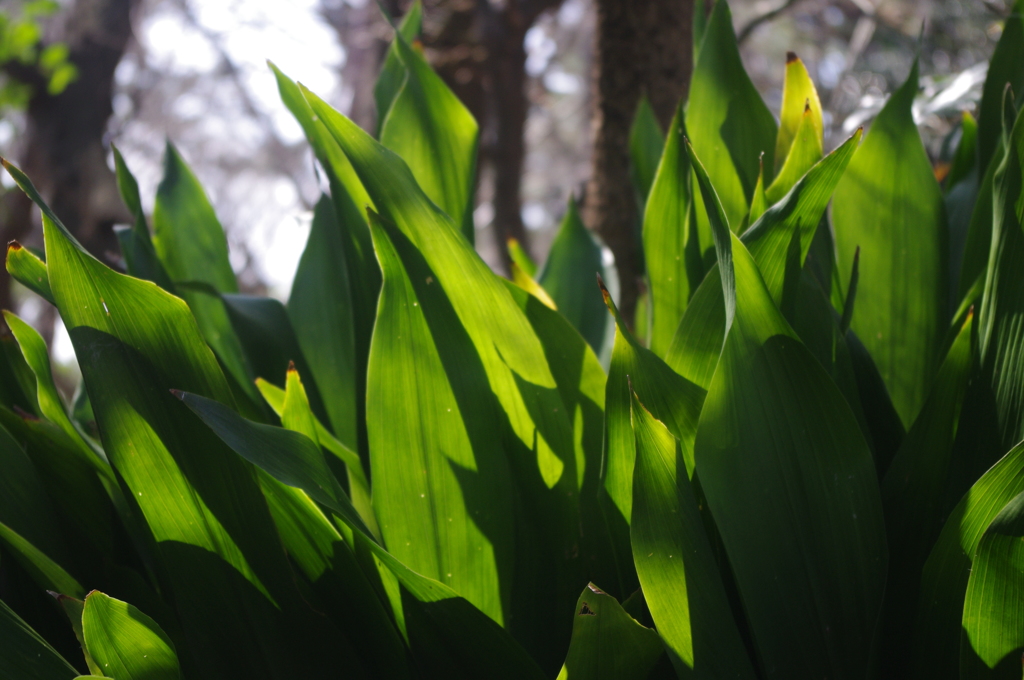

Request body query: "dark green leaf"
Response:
[686, 0, 777, 231]
[0, 597, 78, 680]
[81, 591, 180, 680]
[976, 0, 1024, 175]
[689, 139, 887, 678]
[538, 198, 609, 355]
[373, 0, 422, 137]
[380, 25, 478, 240]
[832, 61, 948, 427]
[111, 146, 174, 290]
[629, 390, 755, 678]
[629, 94, 664, 215]
[555, 583, 664, 680]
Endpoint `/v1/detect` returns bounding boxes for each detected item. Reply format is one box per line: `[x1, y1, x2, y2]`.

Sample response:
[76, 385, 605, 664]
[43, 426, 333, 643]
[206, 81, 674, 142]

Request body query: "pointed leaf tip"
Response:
[287, 360, 297, 373]
[786, 51, 798, 63]
[169, 389, 184, 400]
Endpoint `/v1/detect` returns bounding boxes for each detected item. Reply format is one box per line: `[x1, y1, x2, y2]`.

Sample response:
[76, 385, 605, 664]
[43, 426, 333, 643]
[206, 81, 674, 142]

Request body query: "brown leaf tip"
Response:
[804, 99, 812, 113]
[169, 389, 184, 400]
[7, 240, 21, 252]
[287, 360, 297, 374]
[596, 273, 611, 304]
[786, 51, 799, 64]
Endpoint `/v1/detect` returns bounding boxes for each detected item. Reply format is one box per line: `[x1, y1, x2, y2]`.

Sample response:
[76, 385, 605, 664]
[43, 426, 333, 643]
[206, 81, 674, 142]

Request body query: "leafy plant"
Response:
[2, 1, 1024, 678]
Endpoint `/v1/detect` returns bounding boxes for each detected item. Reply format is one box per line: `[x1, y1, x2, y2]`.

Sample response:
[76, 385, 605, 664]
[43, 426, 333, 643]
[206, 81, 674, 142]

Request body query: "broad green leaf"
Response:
[272, 63, 379, 462]
[686, 0, 777, 231]
[380, 28, 478, 241]
[366, 212, 513, 624]
[602, 282, 705, 525]
[151, 142, 259, 411]
[689, 140, 887, 678]
[288, 195, 359, 454]
[976, 0, 1024, 175]
[629, 390, 755, 679]
[961, 489, 1024, 676]
[911, 441, 1024, 679]
[4, 160, 354, 678]
[507, 238, 537, 278]
[774, 52, 823, 173]
[664, 130, 862, 389]
[845, 326, 906, 469]
[81, 591, 180, 680]
[303, 82, 585, 662]
[111, 146, 174, 291]
[877, 313, 974, 669]
[538, 198, 608, 354]
[6, 241, 53, 303]
[643, 103, 703, 356]
[3, 311, 105, 464]
[765, 101, 823, 204]
[176, 389, 547, 680]
[555, 583, 663, 680]
[832, 61, 948, 427]
[629, 94, 664, 214]
[373, 0, 422, 137]
[0, 597, 78, 680]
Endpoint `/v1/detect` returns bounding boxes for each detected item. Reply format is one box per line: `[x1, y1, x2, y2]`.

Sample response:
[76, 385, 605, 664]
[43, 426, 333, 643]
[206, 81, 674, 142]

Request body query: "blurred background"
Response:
[0, 0, 1012, 386]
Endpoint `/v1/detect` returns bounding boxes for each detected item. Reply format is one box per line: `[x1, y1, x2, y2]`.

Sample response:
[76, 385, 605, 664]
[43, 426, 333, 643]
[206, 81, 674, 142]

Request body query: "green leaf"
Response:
[0, 597, 78, 680]
[688, 139, 887, 677]
[151, 142, 259, 411]
[601, 281, 705, 525]
[366, 211, 514, 624]
[629, 390, 755, 678]
[664, 130, 862, 389]
[629, 94, 665, 214]
[272, 63, 379, 460]
[832, 61, 948, 427]
[373, 0, 422, 137]
[643, 103, 704, 356]
[175, 388, 547, 680]
[747, 157, 767, 225]
[54, 594, 103, 677]
[877, 313, 974, 669]
[507, 238, 538, 278]
[0, 520, 83, 598]
[978, 101, 1024, 454]
[765, 100, 823, 204]
[538, 198, 609, 354]
[961, 489, 1024, 675]
[0, 422, 69, 565]
[288, 194, 359, 454]
[6, 241, 53, 303]
[4, 159, 353, 678]
[380, 26, 478, 241]
[911, 441, 1024, 679]
[3, 311, 105, 465]
[555, 583, 664, 680]
[976, 0, 1024, 175]
[774, 52, 823, 174]
[946, 111, 979, 193]
[303, 81, 586, 663]
[111, 146, 174, 291]
[958, 128, 1004, 304]
[686, 0, 777, 231]
[81, 591, 180, 680]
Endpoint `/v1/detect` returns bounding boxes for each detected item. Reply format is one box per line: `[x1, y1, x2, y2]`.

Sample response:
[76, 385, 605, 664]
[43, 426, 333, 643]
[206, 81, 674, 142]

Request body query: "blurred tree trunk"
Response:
[584, 0, 693, 326]
[0, 0, 135, 311]
[423, 0, 562, 273]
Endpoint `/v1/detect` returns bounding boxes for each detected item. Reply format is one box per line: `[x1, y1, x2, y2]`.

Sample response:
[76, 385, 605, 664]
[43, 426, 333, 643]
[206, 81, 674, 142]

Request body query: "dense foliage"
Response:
[2, 1, 1024, 678]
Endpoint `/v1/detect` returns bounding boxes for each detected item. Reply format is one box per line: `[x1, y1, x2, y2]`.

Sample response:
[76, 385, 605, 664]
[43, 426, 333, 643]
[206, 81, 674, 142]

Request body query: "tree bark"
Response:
[1, 0, 135, 311]
[584, 0, 693, 326]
